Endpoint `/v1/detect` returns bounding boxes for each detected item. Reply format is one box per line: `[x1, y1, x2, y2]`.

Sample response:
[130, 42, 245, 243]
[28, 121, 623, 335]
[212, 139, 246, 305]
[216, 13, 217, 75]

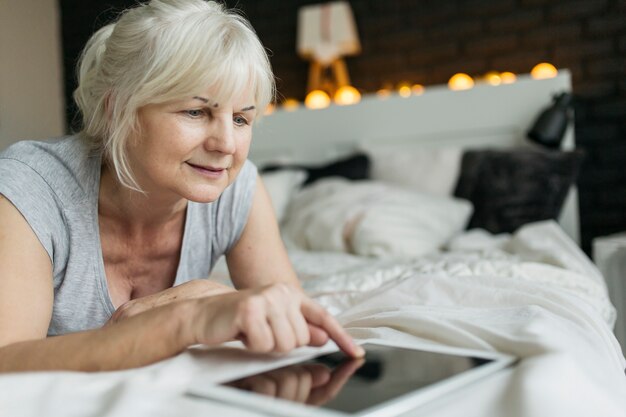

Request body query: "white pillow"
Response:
[359, 144, 463, 196]
[282, 179, 473, 257]
[281, 178, 358, 252]
[349, 184, 473, 257]
[260, 169, 308, 223]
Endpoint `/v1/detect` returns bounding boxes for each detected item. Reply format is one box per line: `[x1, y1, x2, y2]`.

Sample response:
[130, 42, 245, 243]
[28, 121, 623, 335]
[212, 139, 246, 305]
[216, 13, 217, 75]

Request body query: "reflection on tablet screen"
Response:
[222, 344, 493, 414]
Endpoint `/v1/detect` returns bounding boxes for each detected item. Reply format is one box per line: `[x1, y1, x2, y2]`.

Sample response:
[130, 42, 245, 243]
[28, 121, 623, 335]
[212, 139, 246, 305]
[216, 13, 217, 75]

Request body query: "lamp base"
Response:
[307, 58, 351, 95]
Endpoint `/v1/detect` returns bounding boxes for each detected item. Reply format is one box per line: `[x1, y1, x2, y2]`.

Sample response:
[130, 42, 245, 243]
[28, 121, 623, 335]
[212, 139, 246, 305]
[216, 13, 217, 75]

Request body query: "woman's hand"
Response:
[107, 279, 234, 325]
[188, 283, 364, 358]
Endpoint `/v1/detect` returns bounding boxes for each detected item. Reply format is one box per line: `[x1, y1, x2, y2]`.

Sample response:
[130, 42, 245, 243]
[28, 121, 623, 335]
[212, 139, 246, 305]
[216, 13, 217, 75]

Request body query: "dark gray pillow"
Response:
[453, 148, 584, 234]
[261, 153, 370, 186]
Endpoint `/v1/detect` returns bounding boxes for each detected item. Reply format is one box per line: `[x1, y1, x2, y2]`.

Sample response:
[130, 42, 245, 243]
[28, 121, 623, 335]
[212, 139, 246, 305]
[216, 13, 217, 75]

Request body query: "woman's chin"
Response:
[183, 186, 225, 204]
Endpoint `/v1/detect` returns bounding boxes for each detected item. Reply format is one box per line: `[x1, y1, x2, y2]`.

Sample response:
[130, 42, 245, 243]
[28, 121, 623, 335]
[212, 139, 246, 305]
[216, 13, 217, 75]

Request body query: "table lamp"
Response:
[297, 1, 361, 100]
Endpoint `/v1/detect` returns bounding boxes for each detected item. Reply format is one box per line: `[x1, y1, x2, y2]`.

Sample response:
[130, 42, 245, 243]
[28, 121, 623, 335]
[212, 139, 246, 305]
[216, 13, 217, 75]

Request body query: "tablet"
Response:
[186, 342, 516, 417]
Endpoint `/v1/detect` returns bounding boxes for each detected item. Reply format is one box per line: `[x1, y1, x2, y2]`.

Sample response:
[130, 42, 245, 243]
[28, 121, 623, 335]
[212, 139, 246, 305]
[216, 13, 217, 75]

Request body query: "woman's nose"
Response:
[205, 117, 236, 154]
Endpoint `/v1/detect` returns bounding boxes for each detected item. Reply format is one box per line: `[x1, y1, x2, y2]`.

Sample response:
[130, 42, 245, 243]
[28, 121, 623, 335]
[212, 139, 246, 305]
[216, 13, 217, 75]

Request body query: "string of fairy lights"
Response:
[266, 62, 560, 115]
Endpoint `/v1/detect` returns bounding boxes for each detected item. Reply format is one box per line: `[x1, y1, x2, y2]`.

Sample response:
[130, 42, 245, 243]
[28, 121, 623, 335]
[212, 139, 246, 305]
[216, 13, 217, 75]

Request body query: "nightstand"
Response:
[593, 232, 626, 356]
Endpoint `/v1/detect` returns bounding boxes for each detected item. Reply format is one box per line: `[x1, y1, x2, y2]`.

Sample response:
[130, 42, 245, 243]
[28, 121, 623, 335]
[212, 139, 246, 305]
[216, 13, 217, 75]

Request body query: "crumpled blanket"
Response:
[2, 221, 625, 417]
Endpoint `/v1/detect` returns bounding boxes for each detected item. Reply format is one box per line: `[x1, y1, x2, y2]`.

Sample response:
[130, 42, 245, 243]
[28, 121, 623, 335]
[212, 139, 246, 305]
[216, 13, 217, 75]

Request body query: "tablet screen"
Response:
[221, 344, 494, 414]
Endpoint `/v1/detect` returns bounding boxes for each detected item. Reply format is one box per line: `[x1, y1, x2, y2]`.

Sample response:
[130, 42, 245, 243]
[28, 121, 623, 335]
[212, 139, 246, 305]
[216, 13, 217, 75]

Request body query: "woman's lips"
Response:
[186, 162, 226, 178]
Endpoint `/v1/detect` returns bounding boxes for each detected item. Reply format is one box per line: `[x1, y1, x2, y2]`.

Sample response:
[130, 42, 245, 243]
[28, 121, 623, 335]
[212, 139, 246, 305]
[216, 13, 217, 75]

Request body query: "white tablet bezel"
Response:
[186, 341, 517, 417]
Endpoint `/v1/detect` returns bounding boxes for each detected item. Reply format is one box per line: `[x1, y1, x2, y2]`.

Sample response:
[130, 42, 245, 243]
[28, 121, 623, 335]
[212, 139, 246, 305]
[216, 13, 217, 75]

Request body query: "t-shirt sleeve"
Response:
[0, 158, 67, 265]
[212, 160, 258, 258]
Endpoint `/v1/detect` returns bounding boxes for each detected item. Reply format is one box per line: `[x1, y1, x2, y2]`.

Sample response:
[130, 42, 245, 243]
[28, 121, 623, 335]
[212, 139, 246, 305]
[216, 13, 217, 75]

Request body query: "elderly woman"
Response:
[0, 0, 362, 372]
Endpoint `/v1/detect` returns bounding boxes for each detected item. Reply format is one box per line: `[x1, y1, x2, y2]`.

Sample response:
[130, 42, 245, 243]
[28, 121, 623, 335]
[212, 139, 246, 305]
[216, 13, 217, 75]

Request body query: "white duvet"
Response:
[2, 221, 626, 417]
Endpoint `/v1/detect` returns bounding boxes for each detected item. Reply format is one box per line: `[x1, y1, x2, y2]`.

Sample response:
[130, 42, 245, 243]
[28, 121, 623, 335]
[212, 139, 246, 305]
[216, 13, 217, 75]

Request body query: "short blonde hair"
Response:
[73, 0, 275, 190]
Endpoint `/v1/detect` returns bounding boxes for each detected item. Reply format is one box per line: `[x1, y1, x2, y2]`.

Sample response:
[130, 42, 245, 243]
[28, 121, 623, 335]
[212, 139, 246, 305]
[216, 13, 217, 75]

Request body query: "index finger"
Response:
[301, 299, 364, 358]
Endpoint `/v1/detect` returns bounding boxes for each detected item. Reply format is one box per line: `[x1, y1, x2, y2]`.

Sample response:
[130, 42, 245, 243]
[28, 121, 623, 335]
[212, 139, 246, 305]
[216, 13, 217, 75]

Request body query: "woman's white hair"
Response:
[73, 0, 275, 191]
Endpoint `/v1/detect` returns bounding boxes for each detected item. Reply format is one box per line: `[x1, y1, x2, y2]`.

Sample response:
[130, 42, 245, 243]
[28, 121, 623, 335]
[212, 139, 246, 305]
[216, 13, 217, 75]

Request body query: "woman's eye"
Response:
[185, 109, 205, 118]
[234, 115, 249, 126]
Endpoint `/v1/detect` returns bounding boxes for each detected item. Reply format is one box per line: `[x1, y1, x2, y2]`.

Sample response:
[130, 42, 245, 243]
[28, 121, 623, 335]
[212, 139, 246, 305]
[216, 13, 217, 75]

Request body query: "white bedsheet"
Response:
[2, 221, 625, 417]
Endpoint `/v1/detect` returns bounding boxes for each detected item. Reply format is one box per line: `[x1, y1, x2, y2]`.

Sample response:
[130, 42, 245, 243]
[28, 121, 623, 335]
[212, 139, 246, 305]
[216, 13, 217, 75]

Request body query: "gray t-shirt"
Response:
[0, 136, 257, 336]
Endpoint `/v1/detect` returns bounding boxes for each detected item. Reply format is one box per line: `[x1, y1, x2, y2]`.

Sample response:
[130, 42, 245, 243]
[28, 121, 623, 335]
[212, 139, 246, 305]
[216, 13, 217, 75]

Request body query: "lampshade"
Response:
[297, 1, 361, 66]
[527, 92, 573, 149]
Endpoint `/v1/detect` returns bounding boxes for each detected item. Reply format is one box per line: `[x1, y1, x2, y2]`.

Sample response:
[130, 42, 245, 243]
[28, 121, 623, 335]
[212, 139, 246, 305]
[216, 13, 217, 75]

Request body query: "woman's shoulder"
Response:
[1, 135, 94, 169]
[0, 135, 101, 202]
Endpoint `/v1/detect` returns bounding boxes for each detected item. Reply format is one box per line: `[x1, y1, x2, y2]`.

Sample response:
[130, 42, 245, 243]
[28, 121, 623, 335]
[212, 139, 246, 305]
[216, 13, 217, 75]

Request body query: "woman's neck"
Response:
[98, 164, 187, 233]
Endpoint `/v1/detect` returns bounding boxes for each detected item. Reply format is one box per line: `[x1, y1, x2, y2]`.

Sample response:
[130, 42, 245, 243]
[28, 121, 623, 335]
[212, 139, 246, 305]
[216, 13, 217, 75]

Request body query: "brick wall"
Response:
[59, 0, 626, 253]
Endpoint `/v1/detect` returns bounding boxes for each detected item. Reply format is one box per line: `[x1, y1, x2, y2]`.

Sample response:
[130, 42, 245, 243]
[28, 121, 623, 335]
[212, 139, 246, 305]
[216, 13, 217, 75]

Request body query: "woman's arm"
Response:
[226, 174, 300, 288]
[224, 175, 342, 348]
[0, 301, 191, 372]
[0, 196, 362, 372]
[1, 284, 362, 372]
[0, 195, 54, 348]
[0, 195, 192, 371]
[106, 279, 234, 324]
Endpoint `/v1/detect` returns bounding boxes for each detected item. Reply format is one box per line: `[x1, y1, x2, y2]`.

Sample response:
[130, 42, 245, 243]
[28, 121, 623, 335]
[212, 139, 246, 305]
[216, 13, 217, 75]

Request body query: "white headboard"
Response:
[250, 71, 580, 243]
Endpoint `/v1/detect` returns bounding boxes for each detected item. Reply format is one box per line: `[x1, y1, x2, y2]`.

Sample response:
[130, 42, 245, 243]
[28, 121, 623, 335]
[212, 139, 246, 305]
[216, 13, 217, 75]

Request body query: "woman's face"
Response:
[128, 87, 257, 203]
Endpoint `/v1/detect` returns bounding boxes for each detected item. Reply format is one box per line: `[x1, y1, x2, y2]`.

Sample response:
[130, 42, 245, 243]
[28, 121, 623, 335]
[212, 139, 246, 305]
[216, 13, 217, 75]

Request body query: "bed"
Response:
[3, 71, 625, 417]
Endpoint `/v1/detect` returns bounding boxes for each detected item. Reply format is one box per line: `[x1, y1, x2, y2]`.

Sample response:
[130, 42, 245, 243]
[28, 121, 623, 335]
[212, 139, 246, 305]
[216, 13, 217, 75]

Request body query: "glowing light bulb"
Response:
[500, 72, 517, 84]
[334, 86, 361, 106]
[484, 71, 501, 86]
[411, 84, 425, 95]
[304, 90, 331, 110]
[448, 73, 474, 91]
[282, 98, 300, 111]
[531, 63, 558, 79]
[397, 82, 412, 98]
